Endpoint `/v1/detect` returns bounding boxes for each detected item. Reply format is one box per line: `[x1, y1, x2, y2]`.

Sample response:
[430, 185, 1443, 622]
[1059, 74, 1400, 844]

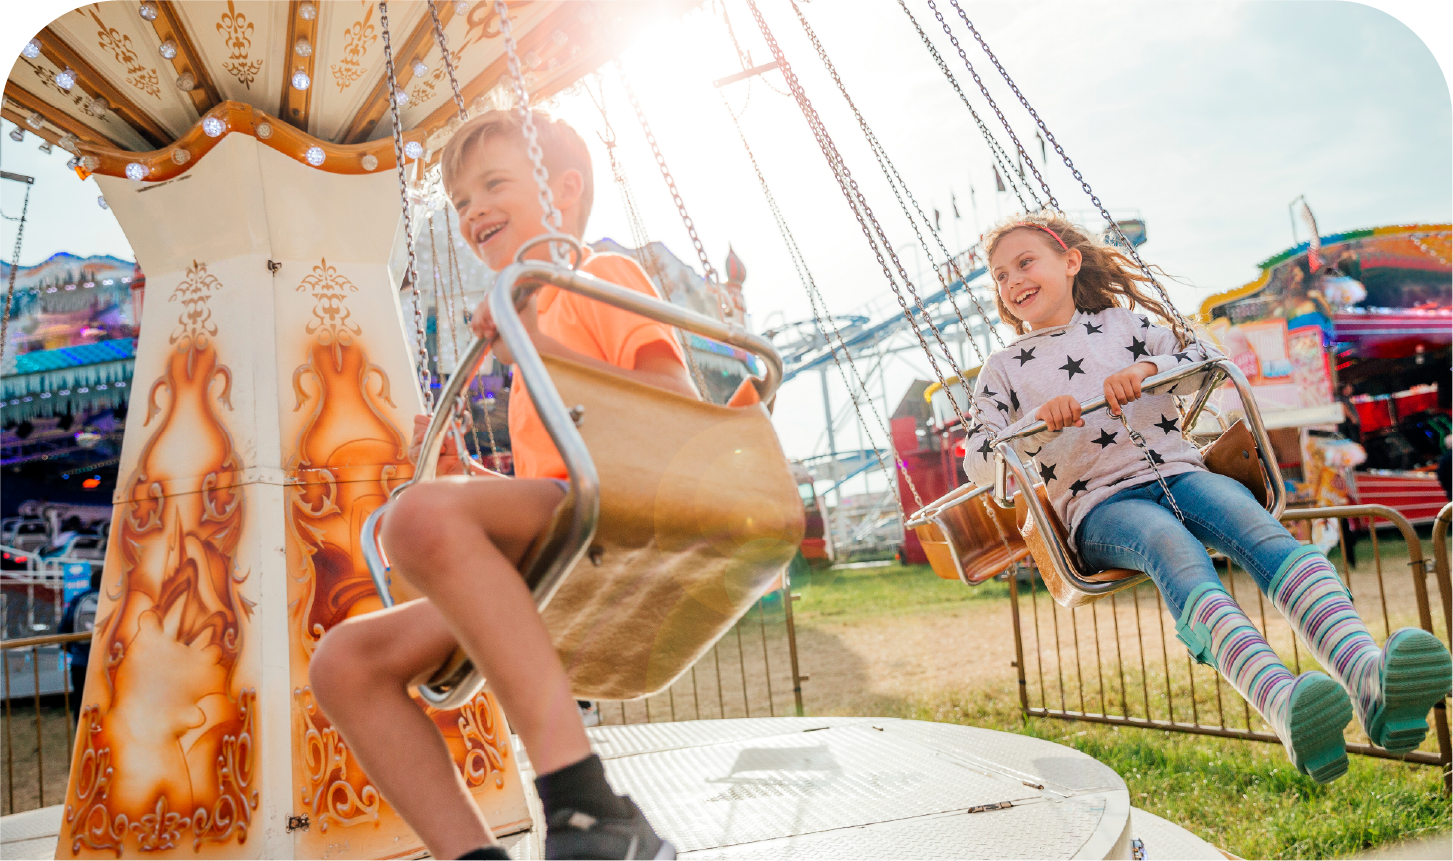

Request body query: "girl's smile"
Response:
[991, 227, 1082, 331]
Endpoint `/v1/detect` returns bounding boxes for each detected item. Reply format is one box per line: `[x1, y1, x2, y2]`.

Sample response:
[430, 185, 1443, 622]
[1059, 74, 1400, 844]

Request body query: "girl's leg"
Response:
[1171, 470, 1452, 753]
[1079, 491, 1352, 782]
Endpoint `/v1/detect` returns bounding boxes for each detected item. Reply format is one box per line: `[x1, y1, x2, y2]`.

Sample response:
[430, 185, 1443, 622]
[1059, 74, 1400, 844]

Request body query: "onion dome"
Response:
[725, 245, 746, 286]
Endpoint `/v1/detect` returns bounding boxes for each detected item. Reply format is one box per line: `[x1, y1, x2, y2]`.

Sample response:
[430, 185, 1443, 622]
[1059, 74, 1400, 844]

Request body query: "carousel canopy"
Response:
[5, 1, 682, 176]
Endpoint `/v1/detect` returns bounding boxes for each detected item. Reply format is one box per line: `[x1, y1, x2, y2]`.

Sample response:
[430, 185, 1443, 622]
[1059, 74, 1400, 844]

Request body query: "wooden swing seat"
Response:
[908, 484, 1028, 584]
[991, 359, 1285, 610]
[369, 260, 802, 708]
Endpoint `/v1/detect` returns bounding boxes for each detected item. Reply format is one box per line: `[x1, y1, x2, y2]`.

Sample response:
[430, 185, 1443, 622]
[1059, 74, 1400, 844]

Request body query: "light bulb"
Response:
[256, 122, 272, 139]
[38, 141, 52, 154]
[25, 112, 43, 129]
[361, 153, 378, 171]
[22, 39, 41, 59]
[393, 88, 409, 105]
[138, 2, 158, 20]
[158, 39, 177, 60]
[291, 69, 311, 91]
[454, 1, 470, 14]
[89, 96, 109, 118]
[304, 146, 326, 166]
[171, 147, 190, 165]
[294, 37, 312, 57]
[202, 116, 226, 137]
[298, 2, 316, 20]
[81, 155, 100, 170]
[66, 156, 80, 169]
[8, 128, 22, 143]
[403, 140, 423, 159]
[54, 68, 76, 90]
[125, 162, 150, 181]
[175, 71, 195, 92]
[59, 132, 78, 153]
[411, 59, 428, 76]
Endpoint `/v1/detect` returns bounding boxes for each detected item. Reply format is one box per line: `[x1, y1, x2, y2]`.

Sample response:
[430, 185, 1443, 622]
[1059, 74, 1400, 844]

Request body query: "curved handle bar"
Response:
[904, 482, 991, 528]
[987, 358, 1285, 598]
[365, 259, 788, 618]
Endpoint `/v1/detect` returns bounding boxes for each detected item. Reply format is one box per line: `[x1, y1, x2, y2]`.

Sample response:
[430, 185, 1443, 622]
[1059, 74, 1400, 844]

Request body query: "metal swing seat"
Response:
[362, 255, 803, 709]
[905, 483, 1029, 585]
[987, 357, 1286, 608]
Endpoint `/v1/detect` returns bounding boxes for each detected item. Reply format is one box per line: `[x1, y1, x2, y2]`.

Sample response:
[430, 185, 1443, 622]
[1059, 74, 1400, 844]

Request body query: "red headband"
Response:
[1014, 222, 1069, 252]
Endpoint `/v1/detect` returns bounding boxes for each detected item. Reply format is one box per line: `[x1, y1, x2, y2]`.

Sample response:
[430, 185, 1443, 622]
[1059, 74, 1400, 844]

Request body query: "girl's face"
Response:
[991, 228, 1081, 330]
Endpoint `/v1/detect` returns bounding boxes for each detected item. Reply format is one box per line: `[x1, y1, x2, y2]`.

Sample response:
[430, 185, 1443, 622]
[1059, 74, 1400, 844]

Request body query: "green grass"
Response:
[792, 560, 1011, 622]
[790, 557, 1451, 860]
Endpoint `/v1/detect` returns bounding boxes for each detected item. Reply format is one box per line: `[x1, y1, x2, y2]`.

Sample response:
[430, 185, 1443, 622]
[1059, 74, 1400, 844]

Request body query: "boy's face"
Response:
[449, 134, 580, 271]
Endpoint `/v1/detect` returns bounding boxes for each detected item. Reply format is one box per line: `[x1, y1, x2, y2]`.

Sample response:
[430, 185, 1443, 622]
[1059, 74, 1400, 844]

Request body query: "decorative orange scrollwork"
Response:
[331, 4, 379, 93]
[60, 261, 253, 857]
[216, 1, 263, 90]
[453, 691, 512, 790]
[82, 7, 160, 99]
[294, 686, 383, 833]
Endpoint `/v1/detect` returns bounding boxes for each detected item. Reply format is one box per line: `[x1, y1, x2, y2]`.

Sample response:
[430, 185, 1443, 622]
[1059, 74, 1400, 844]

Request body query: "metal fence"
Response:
[1, 631, 88, 815]
[1008, 504, 1452, 789]
[597, 579, 806, 726]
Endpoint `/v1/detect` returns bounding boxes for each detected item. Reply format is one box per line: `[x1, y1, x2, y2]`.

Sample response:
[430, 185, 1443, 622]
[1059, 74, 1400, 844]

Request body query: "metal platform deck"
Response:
[2, 717, 1225, 860]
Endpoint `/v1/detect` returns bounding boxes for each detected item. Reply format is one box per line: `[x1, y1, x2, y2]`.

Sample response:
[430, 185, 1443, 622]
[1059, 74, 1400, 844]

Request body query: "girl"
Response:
[961, 212, 1451, 784]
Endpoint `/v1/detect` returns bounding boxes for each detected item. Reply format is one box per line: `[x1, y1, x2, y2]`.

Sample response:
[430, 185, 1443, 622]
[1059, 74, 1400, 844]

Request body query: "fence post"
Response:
[1008, 574, 1029, 715]
[781, 574, 805, 718]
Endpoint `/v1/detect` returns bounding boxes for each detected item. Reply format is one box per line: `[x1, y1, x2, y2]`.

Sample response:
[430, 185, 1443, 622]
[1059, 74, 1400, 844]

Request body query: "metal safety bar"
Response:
[361, 259, 787, 702]
[990, 359, 1285, 598]
[904, 482, 992, 529]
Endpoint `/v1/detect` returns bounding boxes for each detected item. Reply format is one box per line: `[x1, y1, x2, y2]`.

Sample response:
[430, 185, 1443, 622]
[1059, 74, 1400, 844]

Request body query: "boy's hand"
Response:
[1104, 361, 1158, 416]
[408, 413, 464, 474]
[470, 291, 541, 366]
[1036, 395, 1084, 431]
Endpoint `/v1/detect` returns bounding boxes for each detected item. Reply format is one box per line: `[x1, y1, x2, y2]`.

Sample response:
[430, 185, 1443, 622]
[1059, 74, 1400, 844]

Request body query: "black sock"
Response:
[457, 846, 509, 860]
[535, 754, 629, 820]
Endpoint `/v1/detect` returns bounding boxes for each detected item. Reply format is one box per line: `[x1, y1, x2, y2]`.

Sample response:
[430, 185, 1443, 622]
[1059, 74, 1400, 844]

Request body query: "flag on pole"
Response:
[951, 192, 961, 219]
[934, 208, 942, 231]
[1036, 130, 1047, 164]
[993, 164, 1006, 192]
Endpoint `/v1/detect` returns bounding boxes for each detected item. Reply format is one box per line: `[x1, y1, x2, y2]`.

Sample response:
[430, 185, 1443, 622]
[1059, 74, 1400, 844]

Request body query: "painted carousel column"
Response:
[60, 106, 528, 860]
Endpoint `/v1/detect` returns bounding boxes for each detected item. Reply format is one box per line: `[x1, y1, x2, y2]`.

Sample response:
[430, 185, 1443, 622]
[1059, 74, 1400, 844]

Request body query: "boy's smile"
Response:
[449, 134, 582, 270]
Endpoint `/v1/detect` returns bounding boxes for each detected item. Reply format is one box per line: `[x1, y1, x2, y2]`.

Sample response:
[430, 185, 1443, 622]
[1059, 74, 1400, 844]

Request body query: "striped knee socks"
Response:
[1179, 582, 1350, 782]
[1270, 545, 1452, 753]
[1268, 546, 1379, 716]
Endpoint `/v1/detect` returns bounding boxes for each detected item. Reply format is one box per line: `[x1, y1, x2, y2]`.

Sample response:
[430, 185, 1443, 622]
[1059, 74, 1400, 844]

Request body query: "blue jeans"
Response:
[1075, 470, 1303, 620]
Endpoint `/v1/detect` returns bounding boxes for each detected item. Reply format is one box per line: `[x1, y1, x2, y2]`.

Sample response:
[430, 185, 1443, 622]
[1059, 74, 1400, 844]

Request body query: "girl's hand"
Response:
[1104, 361, 1158, 416]
[407, 413, 464, 474]
[469, 291, 540, 366]
[1036, 395, 1084, 431]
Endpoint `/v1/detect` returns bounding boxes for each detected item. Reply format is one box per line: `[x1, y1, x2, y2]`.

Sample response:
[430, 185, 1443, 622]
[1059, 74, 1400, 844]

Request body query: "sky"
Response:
[3, 0, 1450, 470]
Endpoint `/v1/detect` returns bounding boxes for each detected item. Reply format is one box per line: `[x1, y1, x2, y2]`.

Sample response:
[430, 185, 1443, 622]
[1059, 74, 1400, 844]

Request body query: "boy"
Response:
[309, 110, 689, 860]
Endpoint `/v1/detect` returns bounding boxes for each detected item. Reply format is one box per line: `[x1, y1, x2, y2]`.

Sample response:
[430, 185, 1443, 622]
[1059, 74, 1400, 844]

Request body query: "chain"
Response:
[895, 0, 1037, 212]
[584, 74, 712, 399]
[721, 89, 918, 518]
[426, 0, 468, 121]
[1115, 412, 1184, 521]
[790, 0, 1001, 364]
[615, 63, 731, 324]
[946, 0, 1197, 347]
[746, 0, 970, 436]
[494, 0, 570, 263]
[1, 182, 31, 366]
[925, 0, 1058, 213]
[380, 1, 432, 408]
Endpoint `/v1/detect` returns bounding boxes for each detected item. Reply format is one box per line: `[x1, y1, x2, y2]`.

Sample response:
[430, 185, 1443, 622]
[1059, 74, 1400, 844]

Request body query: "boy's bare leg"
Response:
[311, 599, 493, 860]
[382, 476, 593, 776]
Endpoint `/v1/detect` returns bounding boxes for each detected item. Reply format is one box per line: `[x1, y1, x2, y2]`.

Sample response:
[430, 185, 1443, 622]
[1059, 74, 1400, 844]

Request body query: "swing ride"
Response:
[3, 1, 1434, 859]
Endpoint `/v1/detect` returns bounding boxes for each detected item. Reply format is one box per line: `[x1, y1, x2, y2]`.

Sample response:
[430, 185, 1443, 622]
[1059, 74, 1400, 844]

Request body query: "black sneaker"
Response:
[544, 796, 675, 860]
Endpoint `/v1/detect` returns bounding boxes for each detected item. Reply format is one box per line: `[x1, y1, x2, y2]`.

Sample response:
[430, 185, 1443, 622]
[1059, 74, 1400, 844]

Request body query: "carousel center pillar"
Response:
[60, 120, 528, 859]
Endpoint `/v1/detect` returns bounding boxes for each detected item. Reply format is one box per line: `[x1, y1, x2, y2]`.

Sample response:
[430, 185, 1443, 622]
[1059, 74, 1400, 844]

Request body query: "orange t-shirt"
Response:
[507, 250, 688, 480]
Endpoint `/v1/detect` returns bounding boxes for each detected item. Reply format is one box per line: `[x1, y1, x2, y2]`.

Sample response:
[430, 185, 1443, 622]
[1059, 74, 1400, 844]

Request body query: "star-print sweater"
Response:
[960, 307, 1221, 550]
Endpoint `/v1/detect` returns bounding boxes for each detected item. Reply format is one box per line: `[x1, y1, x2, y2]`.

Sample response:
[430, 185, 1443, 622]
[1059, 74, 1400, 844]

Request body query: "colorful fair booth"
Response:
[1201, 223, 1451, 527]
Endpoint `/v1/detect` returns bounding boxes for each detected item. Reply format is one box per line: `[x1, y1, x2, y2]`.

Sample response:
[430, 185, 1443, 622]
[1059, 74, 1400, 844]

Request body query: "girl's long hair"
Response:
[984, 212, 1186, 340]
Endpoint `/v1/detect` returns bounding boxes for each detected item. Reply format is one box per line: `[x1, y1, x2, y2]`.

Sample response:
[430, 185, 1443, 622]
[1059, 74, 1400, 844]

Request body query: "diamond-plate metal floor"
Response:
[1, 718, 1228, 860]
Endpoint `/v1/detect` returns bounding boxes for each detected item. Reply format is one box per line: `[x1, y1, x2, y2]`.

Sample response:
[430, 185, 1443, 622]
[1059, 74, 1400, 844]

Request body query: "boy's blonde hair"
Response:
[983, 211, 1179, 336]
[439, 109, 594, 236]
